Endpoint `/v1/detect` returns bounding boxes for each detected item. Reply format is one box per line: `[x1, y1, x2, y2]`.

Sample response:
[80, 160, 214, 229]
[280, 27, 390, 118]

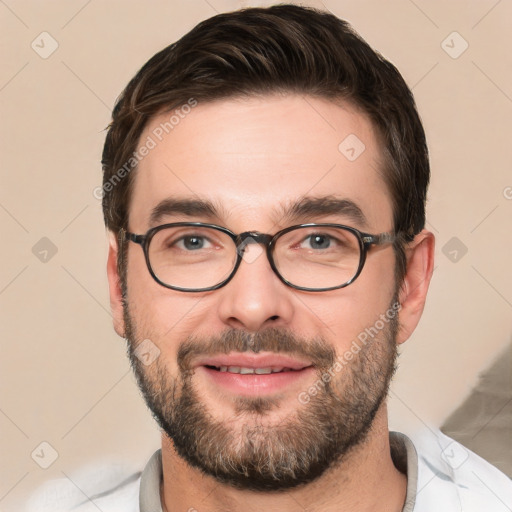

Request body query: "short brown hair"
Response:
[101, 4, 429, 286]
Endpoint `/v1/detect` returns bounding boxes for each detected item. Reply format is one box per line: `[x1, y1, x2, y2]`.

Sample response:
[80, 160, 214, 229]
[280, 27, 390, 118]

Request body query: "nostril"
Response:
[269, 315, 279, 321]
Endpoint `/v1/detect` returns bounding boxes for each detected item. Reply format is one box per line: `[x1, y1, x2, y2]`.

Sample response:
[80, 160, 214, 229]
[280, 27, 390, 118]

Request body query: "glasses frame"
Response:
[122, 222, 396, 293]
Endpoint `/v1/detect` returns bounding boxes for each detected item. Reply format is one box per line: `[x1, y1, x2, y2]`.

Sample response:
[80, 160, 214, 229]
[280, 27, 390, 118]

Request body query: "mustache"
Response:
[177, 328, 336, 372]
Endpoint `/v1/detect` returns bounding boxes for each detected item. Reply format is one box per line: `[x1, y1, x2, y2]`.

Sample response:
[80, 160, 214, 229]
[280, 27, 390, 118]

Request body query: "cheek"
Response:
[297, 293, 388, 347]
[299, 251, 397, 350]
[126, 293, 202, 379]
[125, 250, 209, 368]
[128, 288, 204, 344]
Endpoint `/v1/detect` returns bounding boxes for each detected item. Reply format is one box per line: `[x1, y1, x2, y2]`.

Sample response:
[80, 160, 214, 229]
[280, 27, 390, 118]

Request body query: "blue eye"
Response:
[306, 234, 331, 250]
[176, 235, 212, 251]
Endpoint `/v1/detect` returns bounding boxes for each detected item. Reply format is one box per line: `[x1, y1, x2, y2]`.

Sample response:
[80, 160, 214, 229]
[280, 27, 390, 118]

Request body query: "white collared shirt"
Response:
[26, 430, 512, 511]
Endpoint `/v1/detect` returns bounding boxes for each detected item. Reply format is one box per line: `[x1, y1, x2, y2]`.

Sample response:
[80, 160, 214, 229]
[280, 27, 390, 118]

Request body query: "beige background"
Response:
[1, 0, 511, 509]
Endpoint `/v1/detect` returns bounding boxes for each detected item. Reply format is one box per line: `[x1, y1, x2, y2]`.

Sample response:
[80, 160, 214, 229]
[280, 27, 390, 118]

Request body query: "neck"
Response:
[160, 404, 407, 512]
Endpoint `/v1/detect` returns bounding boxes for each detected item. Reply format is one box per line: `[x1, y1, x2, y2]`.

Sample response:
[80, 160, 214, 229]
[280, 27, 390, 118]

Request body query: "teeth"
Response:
[216, 366, 292, 374]
[255, 368, 272, 374]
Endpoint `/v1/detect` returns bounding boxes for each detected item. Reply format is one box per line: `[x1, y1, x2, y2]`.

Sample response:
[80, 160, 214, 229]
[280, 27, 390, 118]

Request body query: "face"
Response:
[115, 94, 402, 490]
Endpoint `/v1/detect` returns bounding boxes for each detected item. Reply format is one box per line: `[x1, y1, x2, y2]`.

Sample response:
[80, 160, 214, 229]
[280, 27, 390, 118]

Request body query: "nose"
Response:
[216, 242, 295, 332]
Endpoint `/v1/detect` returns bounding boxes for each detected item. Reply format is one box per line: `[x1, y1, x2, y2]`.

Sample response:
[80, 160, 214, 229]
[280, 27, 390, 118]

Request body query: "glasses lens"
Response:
[272, 226, 361, 290]
[148, 226, 236, 290]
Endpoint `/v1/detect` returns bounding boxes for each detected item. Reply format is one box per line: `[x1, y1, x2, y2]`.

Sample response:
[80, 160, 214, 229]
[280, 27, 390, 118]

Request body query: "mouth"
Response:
[194, 352, 315, 396]
[204, 365, 305, 374]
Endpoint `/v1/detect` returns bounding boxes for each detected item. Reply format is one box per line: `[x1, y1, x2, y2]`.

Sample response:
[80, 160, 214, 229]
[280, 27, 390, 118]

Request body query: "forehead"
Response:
[129, 94, 393, 232]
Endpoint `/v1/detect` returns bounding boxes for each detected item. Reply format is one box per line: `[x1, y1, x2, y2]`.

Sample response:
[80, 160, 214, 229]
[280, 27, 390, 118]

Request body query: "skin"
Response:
[107, 94, 435, 511]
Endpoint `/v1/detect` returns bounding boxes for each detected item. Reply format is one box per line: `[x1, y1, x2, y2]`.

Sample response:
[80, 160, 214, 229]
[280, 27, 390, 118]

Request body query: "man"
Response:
[39, 4, 510, 511]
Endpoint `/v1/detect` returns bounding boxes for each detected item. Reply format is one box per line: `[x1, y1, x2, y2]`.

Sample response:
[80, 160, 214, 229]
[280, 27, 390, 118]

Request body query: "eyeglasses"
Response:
[122, 222, 396, 292]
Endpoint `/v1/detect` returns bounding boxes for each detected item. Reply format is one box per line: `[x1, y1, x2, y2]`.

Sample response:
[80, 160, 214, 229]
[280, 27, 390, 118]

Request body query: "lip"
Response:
[193, 352, 315, 396]
[194, 352, 312, 371]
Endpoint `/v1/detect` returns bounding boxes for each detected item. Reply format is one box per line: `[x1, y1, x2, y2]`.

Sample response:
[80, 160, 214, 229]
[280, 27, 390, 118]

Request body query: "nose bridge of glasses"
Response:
[236, 231, 273, 252]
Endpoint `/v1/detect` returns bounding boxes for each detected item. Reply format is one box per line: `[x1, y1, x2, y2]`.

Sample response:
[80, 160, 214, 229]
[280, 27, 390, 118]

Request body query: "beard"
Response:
[124, 300, 399, 492]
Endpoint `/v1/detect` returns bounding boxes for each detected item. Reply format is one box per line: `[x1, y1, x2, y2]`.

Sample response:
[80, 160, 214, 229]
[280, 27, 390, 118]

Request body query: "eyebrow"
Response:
[149, 198, 223, 226]
[277, 196, 369, 229]
[148, 195, 368, 229]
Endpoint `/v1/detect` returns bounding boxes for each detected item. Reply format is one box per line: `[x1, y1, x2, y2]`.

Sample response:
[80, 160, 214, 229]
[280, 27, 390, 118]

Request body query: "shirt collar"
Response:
[139, 432, 418, 512]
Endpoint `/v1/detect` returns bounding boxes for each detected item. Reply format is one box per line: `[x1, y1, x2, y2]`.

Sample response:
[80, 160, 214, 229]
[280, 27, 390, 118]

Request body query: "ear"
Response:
[106, 231, 126, 338]
[396, 229, 435, 345]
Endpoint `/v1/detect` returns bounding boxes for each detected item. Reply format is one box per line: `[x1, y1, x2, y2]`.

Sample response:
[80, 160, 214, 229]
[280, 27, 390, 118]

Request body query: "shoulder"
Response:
[409, 429, 512, 511]
[25, 463, 141, 512]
